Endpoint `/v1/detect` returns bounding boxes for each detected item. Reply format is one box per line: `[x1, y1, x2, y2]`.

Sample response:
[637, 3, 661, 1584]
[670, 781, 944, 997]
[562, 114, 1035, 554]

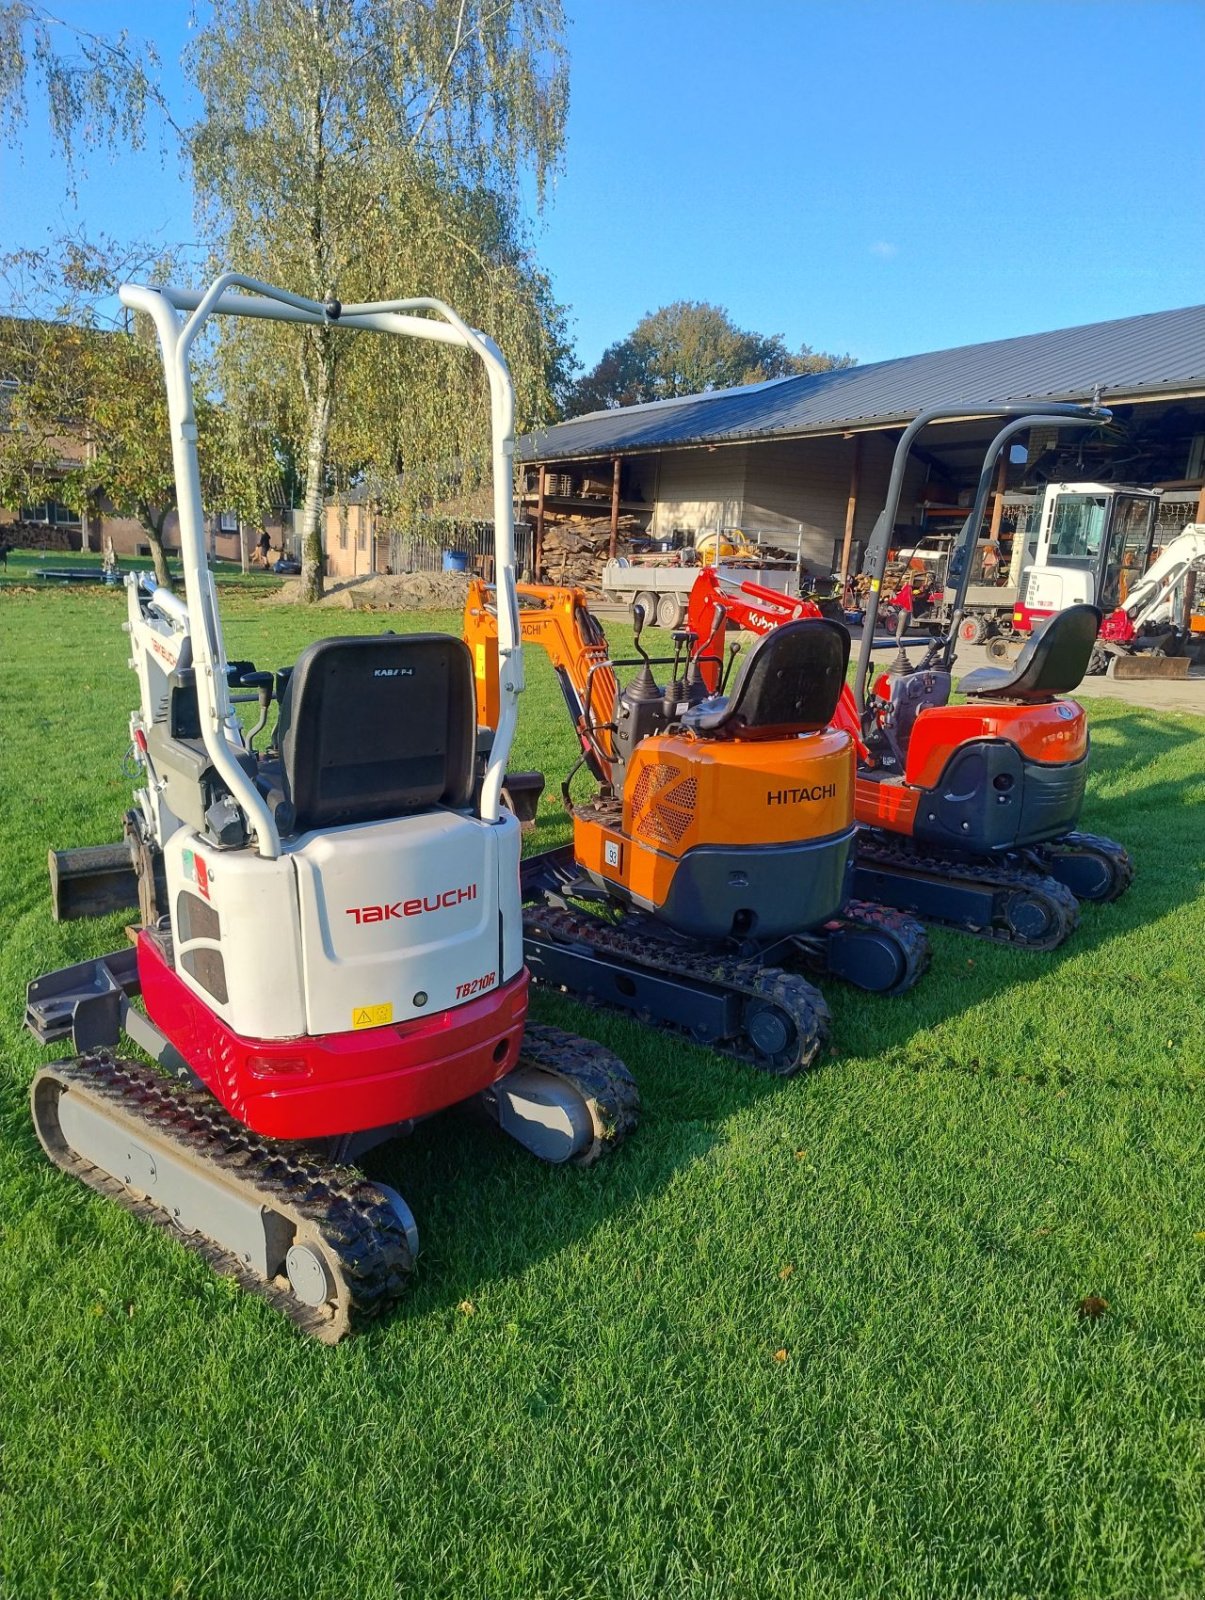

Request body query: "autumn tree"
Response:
[187, 0, 571, 600]
[0, 238, 277, 587]
[566, 301, 855, 414]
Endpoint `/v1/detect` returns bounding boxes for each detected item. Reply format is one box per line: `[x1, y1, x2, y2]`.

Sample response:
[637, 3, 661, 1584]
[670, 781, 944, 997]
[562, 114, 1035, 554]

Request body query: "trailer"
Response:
[600, 557, 802, 627]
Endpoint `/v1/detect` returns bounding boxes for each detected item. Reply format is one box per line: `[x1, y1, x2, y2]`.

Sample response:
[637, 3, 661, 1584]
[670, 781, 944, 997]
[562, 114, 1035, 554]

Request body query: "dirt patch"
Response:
[265, 570, 471, 610]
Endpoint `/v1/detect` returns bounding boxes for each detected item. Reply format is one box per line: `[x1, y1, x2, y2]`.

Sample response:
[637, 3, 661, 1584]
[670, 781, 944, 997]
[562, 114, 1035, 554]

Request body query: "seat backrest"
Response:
[690, 618, 851, 738]
[277, 633, 476, 832]
[962, 603, 1101, 702]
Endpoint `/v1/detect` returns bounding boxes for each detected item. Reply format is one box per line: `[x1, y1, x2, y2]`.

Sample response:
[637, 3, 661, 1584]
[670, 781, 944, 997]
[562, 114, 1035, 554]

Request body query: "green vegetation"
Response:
[1, 584, 1203, 1599]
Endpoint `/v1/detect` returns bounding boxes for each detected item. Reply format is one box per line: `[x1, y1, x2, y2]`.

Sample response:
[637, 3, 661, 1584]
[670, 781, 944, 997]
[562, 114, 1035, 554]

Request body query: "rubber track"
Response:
[32, 1053, 414, 1344]
[820, 898, 931, 994]
[854, 832, 1080, 951]
[516, 1023, 641, 1164]
[1035, 830, 1135, 903]
[523, 903, 830, 1075]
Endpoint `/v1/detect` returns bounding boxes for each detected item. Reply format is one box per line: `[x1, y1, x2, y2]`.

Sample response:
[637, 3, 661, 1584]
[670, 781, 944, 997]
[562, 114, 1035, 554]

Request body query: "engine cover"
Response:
[163, 808, 522, 1041]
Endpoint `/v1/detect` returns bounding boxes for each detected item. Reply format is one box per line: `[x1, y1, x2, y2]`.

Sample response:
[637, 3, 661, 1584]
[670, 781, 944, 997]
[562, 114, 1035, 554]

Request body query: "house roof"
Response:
[520, 304, 1205, 463]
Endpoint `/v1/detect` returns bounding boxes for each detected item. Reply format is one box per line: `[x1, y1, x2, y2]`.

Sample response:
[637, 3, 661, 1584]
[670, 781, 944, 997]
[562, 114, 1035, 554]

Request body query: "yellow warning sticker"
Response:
[352, 1003, 393, 1030]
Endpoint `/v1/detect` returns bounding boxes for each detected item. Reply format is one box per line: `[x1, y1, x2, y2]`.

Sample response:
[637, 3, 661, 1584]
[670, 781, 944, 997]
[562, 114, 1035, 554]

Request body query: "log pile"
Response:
[538, 513, 648, 588]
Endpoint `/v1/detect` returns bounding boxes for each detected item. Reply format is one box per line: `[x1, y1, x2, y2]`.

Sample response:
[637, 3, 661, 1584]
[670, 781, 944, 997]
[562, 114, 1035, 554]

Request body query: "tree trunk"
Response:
[299, 345, 333, 603]
[140, 502, 173, 590]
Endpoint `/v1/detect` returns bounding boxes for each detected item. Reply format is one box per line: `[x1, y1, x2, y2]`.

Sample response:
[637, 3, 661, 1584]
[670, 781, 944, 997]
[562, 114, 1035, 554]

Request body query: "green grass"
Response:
[1, 583, 1203, 1599]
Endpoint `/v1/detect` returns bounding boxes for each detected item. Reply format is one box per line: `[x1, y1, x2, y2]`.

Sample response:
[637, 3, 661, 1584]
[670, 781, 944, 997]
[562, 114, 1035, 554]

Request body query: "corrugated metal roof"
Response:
[520, 304, 1205, 462]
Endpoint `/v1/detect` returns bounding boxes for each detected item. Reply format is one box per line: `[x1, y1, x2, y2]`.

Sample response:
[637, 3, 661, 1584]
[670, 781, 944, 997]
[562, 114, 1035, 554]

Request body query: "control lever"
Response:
[720, 640, 742, 694]
[628, 601, 660, 699]
[887, 606, 912, 676]
[238, 671, 275, 752]
[631, 600, 651, 665]
[692, 606, 728, 689]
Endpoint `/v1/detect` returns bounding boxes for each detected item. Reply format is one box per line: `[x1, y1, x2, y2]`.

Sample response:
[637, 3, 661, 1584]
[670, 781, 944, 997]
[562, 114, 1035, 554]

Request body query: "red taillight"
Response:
[245, 1054, 311, 1079]
[134, 727, 148, 753]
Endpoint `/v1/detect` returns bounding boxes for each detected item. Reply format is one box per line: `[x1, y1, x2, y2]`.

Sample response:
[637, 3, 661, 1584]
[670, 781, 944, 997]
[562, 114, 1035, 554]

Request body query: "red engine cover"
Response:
[903, 701, 1088, 792]
[137, 932, 529, 1140]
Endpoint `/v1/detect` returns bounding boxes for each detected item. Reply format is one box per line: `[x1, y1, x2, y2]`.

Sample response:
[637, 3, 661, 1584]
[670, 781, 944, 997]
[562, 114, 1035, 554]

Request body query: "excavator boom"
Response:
[465, 579, 618, 783]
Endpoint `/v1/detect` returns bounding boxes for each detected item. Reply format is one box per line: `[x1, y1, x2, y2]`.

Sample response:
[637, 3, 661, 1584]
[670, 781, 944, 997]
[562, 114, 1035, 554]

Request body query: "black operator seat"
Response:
[680, 617, 851, 739]
[275, 633, 476, 832]
[958, 604, 1102, 704]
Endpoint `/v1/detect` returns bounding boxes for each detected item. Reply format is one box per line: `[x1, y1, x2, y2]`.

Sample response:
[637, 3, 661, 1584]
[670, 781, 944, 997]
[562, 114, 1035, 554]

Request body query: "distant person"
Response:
[258, 529, 271, 564]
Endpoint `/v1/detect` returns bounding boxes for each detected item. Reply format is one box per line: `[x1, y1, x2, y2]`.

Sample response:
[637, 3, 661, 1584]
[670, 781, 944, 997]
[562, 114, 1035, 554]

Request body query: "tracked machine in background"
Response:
[687, 403, 1134, 951]
[464, 581, 928, 1078]
[24, 275, 638, 1343]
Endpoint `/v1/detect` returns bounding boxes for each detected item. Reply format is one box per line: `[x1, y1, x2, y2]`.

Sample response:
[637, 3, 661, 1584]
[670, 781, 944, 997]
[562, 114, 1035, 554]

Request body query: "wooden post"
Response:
[988, 450, 1009, 541]
[535, 463, 546, 578]
[609, 455, 621, 561]
[838, 434, 861, 587]
[1195, 480, 1205, 523]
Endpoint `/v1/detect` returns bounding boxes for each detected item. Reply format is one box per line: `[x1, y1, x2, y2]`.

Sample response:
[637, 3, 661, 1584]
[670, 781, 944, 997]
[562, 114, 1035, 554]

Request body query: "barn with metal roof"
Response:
[519, 304, 1205, 590]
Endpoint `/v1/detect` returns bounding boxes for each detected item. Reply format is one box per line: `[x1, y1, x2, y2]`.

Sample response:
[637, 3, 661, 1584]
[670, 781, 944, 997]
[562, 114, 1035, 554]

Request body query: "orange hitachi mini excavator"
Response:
[464, 581, 928, 1077]
[686, 402, 1134, 950]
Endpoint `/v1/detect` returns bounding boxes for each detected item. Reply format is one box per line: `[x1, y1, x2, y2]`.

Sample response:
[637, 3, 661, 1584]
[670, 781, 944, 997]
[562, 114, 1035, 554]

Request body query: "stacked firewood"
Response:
[538, 513, 649, 587]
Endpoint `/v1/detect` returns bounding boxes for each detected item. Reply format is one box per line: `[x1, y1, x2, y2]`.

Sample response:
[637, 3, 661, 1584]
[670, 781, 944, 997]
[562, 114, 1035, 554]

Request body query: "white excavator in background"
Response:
[1009, 482, 1205, 674]
[1084, 521, 1205, 675]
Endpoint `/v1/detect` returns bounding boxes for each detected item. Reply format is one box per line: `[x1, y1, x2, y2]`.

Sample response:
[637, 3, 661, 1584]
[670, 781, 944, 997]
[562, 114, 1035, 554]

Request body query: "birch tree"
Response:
[0, 2, 177, 184]
[188, 0, 570, 601]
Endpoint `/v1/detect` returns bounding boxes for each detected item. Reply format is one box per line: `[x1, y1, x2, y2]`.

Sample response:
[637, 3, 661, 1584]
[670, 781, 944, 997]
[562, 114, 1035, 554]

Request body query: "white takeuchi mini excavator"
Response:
[24, 275, 638, 1342]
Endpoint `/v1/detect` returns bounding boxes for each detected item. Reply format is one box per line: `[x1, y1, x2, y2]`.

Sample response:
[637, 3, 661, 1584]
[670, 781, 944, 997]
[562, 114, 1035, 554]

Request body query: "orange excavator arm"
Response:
[686, 567, 866, 755]
[464, 578, 619, 785]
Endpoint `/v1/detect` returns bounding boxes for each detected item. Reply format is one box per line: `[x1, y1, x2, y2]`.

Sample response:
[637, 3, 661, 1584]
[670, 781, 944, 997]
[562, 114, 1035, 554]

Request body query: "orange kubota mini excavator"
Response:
[686, 402, 1134, 950]
[464, 581, 928, 1077]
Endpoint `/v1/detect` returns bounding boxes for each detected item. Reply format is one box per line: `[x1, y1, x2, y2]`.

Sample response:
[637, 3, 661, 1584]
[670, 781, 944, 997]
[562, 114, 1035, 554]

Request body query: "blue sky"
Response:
[1, 0, 1201, 372]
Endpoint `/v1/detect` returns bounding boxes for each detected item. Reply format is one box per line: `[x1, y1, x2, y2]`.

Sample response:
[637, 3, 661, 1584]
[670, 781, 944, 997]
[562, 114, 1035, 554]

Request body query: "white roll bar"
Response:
[119, 272, 524, 858]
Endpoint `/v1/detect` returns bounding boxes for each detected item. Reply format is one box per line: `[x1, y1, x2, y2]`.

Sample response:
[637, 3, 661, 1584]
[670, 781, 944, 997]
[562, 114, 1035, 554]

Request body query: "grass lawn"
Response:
[1, 580, 1203, 1599]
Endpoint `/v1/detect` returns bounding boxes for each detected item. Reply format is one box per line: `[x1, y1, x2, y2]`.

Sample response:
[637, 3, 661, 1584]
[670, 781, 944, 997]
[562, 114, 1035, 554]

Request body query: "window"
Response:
[218, 510, 239, 532]
[1047, 495, 1107, 565]
[19, 500, 80, 527]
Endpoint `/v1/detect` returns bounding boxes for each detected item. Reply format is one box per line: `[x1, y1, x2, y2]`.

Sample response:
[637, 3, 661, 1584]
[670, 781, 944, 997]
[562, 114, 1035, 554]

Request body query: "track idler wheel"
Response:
[739, 970, 829, 1076]
[817, 901, 930, 996]
[479, 1023, 640, 1165]
[1039, 832, 1135, 904]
